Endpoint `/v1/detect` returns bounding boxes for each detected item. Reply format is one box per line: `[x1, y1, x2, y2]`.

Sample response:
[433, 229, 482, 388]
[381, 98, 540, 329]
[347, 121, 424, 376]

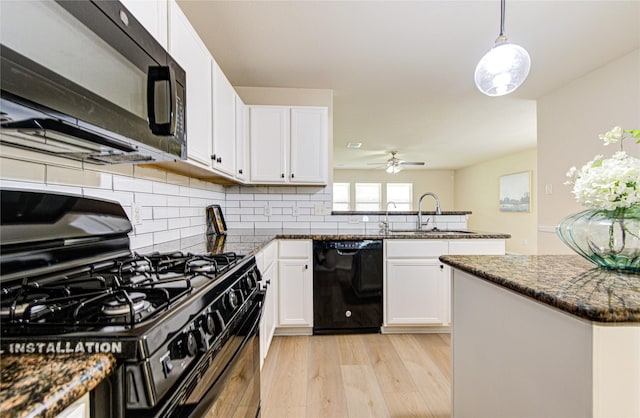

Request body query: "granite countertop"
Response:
[440, 254, 640, 323]
[215, 228, 510, 255]
[0, 353, 115, 418]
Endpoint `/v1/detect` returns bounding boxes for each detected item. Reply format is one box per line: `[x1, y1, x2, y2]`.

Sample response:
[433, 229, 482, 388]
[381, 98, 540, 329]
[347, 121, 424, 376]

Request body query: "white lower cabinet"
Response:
[276, 240, 313, 333]
[384, 239, 505, 330]
[385, 240, 449, 329]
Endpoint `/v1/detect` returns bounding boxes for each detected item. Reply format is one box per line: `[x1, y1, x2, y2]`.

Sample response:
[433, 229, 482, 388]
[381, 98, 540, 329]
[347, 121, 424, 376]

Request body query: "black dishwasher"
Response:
[313, 240, 383, 334]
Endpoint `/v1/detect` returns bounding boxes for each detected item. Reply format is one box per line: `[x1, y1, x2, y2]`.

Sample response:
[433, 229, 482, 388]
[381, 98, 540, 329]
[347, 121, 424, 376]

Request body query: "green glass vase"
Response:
[557, 206, 640, 272]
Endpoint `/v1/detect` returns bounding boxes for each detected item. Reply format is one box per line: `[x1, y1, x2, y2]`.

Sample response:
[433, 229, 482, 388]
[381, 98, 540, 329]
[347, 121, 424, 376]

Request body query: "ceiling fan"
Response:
[368, 151, 425, 174]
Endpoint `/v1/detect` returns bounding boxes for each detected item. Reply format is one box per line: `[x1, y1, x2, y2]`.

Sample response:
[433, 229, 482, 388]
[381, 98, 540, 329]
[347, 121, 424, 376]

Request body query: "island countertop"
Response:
[0, 353, 115, 418]
[439, 254, 640, 323]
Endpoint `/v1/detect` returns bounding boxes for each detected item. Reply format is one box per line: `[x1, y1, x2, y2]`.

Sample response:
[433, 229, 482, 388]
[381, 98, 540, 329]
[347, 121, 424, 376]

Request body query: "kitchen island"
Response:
[440, 254, 640, 418]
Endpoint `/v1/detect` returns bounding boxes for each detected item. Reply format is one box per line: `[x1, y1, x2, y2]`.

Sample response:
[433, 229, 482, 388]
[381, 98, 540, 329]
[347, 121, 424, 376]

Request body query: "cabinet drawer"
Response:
[278, 240, 311, 258]
[386, 240, 448, 258]
[448, 239, 505, 255]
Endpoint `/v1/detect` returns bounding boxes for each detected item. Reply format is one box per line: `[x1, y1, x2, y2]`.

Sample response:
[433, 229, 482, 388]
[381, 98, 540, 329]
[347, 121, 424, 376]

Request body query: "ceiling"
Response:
[177, 1, 640, 171]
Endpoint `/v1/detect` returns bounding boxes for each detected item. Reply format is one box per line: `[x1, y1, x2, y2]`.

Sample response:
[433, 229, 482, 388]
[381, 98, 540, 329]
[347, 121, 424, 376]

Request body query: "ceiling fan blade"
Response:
[401, 162, 425, 166]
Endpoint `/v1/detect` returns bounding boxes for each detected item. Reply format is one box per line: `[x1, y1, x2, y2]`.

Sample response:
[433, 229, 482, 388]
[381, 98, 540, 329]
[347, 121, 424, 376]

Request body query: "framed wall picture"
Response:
[206, 205, 227, 235]
[499, 171, 531, 212]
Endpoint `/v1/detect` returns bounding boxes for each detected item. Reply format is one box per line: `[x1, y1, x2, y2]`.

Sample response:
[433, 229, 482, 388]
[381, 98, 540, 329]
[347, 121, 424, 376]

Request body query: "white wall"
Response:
[537, 49, 640, 254]
[455, 148, 538, 255]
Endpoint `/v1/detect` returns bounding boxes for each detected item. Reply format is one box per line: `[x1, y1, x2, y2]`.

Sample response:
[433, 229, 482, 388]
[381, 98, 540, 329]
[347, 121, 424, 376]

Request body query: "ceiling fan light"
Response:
[475, 41, 530, 96]
[386, 165, 395, 174]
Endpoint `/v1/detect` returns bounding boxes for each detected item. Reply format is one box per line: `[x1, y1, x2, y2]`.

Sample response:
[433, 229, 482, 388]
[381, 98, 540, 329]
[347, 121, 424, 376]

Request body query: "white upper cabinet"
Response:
[211, 60, 236, 176]
[290, 107, 328, 184]
[235, 94, 249, 181]
[120, 0, 168, 49]
[168, 0, 212, 166]
[249, 106, 328, 185]
[249, 106, 289, 183]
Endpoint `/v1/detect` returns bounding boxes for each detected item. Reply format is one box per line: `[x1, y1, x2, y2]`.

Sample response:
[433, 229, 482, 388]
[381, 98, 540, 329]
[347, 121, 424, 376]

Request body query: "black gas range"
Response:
[0, 189, 262, 417]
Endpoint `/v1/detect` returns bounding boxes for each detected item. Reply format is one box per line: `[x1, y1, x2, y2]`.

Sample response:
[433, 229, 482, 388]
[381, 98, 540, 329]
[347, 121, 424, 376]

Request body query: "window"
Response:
[355, 183, 381, 211]
[332, 182, 350, 211]
[386, 183, 413, 211]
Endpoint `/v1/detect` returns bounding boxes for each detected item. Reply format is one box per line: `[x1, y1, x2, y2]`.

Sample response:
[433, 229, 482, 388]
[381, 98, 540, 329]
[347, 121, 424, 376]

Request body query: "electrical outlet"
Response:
[292, 206, 299, 216]
[263, 205, 271, 216]
[131, 203, 143, 226]
[314, 203, 325, 216]
[545, 184, 553, 195]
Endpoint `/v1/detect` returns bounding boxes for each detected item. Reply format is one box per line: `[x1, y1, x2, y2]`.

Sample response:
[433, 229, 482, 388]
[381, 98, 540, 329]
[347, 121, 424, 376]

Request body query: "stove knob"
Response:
[172, 331, 198, 359]
[203, 312, 218, 335]
[184, 331, 198, 357]
[224, 289, 239, 311]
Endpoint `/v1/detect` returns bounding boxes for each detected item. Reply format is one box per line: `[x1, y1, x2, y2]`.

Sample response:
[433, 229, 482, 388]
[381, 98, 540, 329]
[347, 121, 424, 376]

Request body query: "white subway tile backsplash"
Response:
[283, 221, 310, 229]
[226, 193, 254, 201]
[154, 207, 180, 219]
[310, 222, 338, 229]
[255, 194, 279, 201]
[134, 219, 168, 235]
[129, 233, 154, 250]
[152, 182, 180, 196]
[226, 207, 254, 215]
[180, 225, 205, 238]
[167, 196, 190, 207]
[179, 207, 201, 217]
[168, 217, 190, 229]
[153, 229, 181, 244]
[268, 186, 297, 194]
[83, 188, 135, 206]
[254, 221, 283, 229]
[113, 175, 153, 193]
[282, 194, 308, 201]
[135, 192, 167, 206]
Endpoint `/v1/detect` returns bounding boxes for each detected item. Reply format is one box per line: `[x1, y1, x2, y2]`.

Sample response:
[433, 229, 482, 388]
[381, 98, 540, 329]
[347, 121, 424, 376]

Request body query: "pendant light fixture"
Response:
[474, 0, 531, 96]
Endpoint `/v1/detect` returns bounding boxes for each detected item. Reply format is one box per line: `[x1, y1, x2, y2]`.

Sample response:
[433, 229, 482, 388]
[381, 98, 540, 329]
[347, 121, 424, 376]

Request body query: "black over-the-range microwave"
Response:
[0, 0, 187, 164]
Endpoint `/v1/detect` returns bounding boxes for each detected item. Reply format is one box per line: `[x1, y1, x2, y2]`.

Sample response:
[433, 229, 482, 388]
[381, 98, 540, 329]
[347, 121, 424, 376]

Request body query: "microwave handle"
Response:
[147, 66, 177, 136]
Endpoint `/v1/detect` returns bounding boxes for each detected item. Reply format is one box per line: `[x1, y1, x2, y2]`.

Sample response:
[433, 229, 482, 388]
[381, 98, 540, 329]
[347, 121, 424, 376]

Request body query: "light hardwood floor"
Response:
[260, 333, 451, 418]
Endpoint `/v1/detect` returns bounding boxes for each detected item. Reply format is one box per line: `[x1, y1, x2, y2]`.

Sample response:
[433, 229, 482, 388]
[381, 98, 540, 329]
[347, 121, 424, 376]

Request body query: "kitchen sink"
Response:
[388, 229, 477, 235]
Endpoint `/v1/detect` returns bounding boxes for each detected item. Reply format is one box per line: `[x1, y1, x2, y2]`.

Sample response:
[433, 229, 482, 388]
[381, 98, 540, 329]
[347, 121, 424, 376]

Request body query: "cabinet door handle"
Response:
[304, 264, 308, 270]
[281, 173, 285, 178]
[291, 173, 295, 178]
[217, 157, 222, 163]
[211, 154, 216, 160]
[238, 169, 243, 174]
[440, 264, 444, 270]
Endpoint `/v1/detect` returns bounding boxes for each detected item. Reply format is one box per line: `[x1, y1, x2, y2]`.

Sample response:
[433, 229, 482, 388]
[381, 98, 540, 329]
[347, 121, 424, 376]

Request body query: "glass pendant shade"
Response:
[475, 40, 531, 96]
[386, 164, 403, 174]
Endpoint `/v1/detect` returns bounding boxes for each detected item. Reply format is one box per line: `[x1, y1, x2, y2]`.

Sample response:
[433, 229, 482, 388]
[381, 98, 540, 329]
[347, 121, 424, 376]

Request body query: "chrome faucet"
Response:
[382, 201, 397, 234]
[417, 192, 441, 230]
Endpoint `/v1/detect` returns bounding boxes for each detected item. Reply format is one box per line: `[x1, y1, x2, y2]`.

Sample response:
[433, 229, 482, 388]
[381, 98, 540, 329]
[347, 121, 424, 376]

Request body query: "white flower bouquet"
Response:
[566, 126, 640, 211]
